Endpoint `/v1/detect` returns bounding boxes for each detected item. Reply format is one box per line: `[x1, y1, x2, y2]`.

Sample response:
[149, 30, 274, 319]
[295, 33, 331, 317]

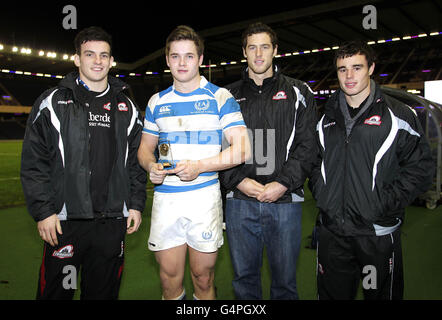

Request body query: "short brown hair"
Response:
[242, 22, 278, 49]
[165, 25, 204, 57]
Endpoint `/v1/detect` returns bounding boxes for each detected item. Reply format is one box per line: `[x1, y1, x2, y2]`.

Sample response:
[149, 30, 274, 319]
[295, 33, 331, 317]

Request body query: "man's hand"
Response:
[170, 160, 200, 181]
[127, 209, 142, 234]
[256, 182, 288, 203]
[237, 178, 265, 199]
[149, 163, 167, 184]
[37, 214, 62, 247]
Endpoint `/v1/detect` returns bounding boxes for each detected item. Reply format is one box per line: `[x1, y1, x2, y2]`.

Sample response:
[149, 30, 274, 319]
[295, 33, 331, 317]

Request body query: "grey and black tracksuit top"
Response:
[309, 81, 434, 236]
[21, 72, 147, 222]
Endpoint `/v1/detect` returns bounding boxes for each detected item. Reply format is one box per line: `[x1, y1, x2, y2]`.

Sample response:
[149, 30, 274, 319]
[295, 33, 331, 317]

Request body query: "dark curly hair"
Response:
[334, 40, 376, 68]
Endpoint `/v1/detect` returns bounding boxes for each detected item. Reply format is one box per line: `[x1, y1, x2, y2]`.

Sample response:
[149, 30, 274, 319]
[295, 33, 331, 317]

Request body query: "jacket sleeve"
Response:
[274, 82, 318, 192]
[307, 117, 324, 200]
[126, 98, 147, 212]
[379, 105, 435, 212]
[219, 83, 253, 191]
[20, 89, 58, 222]
[219, 162, 254, 192]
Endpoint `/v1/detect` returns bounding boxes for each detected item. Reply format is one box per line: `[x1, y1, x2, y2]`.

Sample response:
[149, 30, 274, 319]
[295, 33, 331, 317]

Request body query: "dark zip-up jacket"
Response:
[21, 72, 147, 222]
[220, 67, 317, 202]
[309, 83, 434, 236]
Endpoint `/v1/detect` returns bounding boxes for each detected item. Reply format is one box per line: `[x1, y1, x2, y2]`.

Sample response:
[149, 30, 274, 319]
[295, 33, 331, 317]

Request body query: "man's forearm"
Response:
[137, 149, 156, 172]
[199, 137, 251, 173]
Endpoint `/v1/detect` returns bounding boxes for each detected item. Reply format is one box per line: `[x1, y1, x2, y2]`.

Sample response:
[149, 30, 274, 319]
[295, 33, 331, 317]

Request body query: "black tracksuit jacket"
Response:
[309, 83, 434, 236]
[220, 67, 317, 202]
[21, 72, 147, 222]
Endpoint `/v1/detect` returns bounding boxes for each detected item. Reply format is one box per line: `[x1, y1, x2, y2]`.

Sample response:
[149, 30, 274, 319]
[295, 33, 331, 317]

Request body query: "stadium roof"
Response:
[0, 0, 441, 106]
[0, 0, 440, 70]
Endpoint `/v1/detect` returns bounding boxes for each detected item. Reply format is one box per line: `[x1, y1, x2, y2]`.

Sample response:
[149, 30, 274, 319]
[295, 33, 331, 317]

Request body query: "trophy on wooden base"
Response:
[158, 138, 174, 169]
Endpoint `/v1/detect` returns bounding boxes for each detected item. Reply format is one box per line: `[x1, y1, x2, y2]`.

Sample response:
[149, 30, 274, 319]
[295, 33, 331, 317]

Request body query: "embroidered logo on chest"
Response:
[103, 102, 111, 111]
[118, 102, 128, 112]
[272, 91, 287, 100]
[364, 115, 382, 126]
[323, 121, 336, 128]
[159, 105, 171, 114]
[194, 100, 210, 111]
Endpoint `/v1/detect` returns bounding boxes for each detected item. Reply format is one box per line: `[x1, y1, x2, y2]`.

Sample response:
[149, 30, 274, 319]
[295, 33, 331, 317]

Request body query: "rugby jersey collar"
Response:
[172, 76, 209, 97]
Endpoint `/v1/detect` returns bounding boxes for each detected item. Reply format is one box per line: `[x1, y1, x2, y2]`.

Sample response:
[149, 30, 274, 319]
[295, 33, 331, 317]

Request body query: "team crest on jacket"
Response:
[272, 91, 287, 100]
[103, 102, 111, 111]
[364, 115, 382, 126]
[52, 245, 74, 259]
[118, 102, 128, 112]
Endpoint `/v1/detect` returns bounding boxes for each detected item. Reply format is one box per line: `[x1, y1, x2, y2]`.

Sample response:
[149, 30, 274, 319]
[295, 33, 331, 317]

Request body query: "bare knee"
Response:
[159, 266, 181, 284]
[155, 246, 187, 299]
[191, 268, 214, 291]
[188, 247, 218, 299]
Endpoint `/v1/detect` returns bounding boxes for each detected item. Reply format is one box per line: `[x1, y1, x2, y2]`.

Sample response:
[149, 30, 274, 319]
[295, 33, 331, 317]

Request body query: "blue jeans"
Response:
[225, 198, 302, 299]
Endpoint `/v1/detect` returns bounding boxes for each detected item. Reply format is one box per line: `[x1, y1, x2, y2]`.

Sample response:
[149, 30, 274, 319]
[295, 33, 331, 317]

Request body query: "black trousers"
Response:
[317, 225, 404, 300]
[36, 217, 127, 300]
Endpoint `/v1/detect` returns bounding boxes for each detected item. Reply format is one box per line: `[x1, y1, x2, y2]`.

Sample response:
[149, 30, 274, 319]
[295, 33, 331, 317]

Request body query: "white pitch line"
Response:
[0, 177, 20, 181]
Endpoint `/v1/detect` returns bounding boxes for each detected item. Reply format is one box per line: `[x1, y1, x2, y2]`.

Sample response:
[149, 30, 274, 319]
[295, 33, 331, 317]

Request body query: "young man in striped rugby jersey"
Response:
[137, 25, 250, 300]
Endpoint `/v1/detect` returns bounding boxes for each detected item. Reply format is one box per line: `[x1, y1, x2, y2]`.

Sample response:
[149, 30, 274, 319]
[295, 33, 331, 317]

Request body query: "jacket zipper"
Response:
[341, 132, 350, 234]
[85, 102, 92, 215]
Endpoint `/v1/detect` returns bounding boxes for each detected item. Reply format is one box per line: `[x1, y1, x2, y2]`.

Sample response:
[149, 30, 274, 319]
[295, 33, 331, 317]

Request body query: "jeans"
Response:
[225, 198, 302, 299]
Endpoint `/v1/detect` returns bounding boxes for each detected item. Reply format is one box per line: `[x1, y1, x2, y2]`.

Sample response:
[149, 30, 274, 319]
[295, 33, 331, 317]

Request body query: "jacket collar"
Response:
[58, 71, 129, 95]
[324, 80, 383, 120]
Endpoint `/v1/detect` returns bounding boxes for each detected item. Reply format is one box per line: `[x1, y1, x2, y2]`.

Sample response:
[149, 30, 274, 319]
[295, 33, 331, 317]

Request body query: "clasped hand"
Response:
[237, 178, 288, 203]
[149, 163, 287, 203]
[149, 160, 201, 184]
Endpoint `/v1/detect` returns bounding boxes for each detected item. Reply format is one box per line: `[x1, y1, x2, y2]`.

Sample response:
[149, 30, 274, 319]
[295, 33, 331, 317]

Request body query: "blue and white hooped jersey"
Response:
[143, 76, 246, 193]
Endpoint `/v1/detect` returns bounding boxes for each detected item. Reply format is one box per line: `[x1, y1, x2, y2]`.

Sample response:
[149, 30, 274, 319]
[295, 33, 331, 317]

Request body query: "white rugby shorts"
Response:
[148, 182, 223, 253]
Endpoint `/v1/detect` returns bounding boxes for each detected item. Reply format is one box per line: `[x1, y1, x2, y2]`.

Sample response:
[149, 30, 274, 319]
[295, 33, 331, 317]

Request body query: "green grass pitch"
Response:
[0, 140, 441, 300]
